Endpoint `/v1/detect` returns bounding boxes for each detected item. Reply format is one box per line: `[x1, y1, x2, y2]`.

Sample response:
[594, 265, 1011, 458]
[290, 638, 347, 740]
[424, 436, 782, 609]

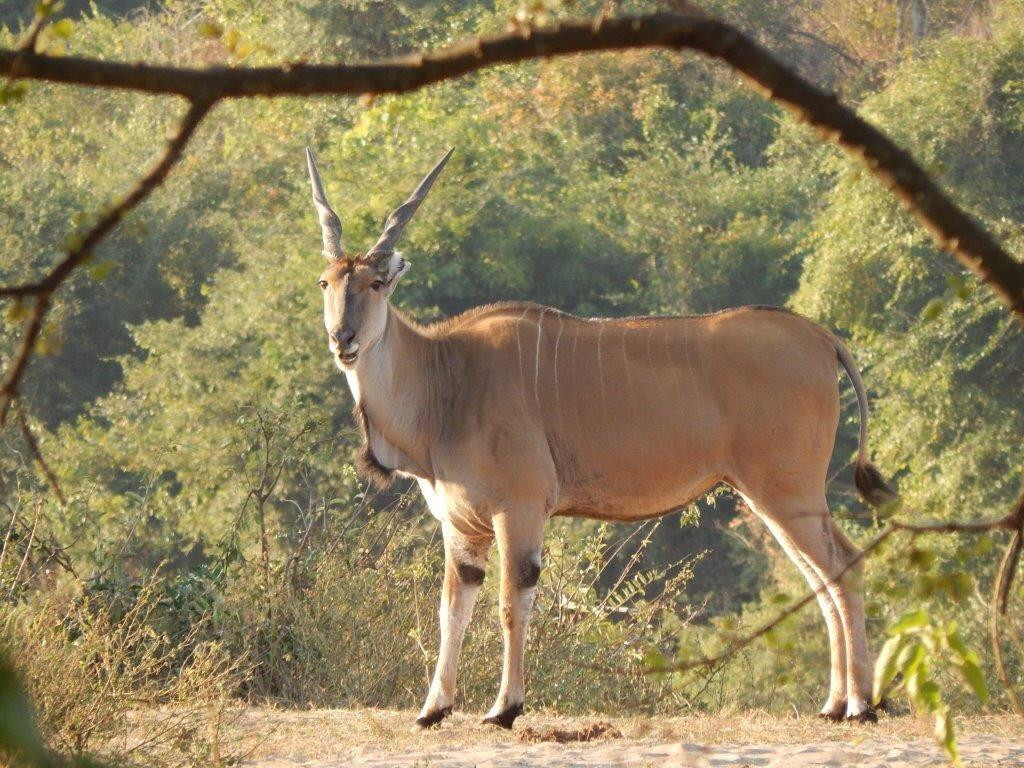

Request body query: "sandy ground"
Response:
[238, 709, 1024, 767]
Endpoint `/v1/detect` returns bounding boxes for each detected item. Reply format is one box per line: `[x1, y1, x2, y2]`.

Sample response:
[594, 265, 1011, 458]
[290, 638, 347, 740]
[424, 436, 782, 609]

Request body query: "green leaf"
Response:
[912, 574, 936, 599]
[0, 82, 27, 105]
[957, 659, 988, 703]
[873, 635, 904, 704]
[946, 572, 972, 601]
[642, 648, 667, 671]
[88, 259, 115, 281]
[199, 20, 224, 38]
[5, 299, 27, 325]
[50, 18, 73, 38]
[917, 679, 941, 710]
[897, 642, 926, 677]
[945, 625, 969, 658]
[890, 608, 929, 635]
[921, 297, 945, 322]
[934, 708, 962, 768]
[908, 547, 936, 570]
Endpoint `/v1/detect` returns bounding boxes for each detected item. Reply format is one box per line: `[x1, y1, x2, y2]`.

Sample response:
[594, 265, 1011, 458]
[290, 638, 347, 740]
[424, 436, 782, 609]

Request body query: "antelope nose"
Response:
[334, 328, 356, 349]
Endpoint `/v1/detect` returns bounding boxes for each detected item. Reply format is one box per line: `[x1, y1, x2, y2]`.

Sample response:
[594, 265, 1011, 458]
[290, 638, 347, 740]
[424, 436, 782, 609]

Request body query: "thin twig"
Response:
[0, 11, 1020, 323]
[0, 97, 214, 424]
[15, 398, 66, 505]
[990, 490, 1024, 716]
[8, 503, 40, 598]
[644, 500, 1024, 677]
[646, 527, 898, 675]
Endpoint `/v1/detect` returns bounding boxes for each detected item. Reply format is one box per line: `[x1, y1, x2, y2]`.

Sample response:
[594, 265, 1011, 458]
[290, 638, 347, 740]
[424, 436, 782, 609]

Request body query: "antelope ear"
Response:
[373, 251, 411, 291]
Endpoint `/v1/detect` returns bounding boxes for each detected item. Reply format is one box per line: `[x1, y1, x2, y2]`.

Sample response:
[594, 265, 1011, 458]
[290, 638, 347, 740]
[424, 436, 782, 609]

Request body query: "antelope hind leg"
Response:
[758, 512, 849, 720]
[774, 508, 876, 722]
[416, 521, 492, 728]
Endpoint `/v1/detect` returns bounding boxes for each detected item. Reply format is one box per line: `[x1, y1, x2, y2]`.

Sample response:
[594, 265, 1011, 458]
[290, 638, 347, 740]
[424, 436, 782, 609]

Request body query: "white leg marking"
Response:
[420, 524, 491, 721]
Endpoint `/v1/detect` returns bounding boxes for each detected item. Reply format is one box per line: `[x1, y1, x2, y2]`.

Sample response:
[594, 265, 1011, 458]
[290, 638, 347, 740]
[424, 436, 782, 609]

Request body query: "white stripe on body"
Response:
[571, 324, 582, 435]
[552, 313, 564, 431]
[533, 308, 546, 413]
[596, 322, 607, 424]
[515, 307, 531, 415]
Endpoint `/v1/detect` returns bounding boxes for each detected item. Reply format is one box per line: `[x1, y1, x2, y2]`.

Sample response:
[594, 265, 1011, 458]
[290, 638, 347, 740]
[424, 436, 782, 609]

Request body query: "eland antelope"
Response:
[305, 147, 896, 729]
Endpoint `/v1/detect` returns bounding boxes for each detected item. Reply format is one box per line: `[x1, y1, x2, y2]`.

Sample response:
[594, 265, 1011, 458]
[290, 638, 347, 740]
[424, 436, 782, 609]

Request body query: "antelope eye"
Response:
[370, 279, 384, 291]
[317, 280, 328, 290]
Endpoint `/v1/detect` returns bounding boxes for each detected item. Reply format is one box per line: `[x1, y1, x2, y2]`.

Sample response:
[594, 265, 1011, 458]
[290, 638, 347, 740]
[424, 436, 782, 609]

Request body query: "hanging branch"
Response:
[643, 494, 1024, 701]
[0, 11, 1021, 326]
[0, 2, 1020, 716]
[0, 97, 214, 427]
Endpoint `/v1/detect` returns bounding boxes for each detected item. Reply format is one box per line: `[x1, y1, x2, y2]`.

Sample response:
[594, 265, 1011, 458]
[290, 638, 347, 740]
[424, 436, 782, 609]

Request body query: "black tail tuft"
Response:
[854, 461, 898, 508]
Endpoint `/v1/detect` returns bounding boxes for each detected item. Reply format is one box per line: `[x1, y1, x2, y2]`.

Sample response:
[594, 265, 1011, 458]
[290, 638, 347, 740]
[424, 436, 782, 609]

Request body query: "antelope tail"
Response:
[834, 340, 899, 507]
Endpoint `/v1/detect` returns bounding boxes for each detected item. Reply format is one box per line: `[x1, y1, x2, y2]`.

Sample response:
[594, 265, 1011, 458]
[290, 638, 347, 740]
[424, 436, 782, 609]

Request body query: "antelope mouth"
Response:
[339, 342, 360, 366]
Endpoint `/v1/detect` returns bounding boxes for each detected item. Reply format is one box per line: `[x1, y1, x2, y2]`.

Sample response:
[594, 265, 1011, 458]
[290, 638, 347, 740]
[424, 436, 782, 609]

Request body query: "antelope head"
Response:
[305, 147, 453, 369]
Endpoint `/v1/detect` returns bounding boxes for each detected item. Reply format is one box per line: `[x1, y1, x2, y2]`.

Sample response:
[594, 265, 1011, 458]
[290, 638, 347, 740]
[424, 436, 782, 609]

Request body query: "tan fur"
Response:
[321, 262, 886, 726]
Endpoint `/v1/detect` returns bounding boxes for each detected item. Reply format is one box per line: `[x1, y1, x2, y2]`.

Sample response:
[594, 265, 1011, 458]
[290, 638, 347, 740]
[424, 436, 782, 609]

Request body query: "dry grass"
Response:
[229, 708, 1023, 763]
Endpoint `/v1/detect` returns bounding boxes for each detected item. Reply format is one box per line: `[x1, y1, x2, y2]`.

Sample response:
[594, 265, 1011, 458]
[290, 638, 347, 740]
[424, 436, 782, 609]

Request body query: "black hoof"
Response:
[846, 707, 878, 724]
[416, 706, 452, 729]
[818, 710, 845, 722]
[482, 703, 523, 730]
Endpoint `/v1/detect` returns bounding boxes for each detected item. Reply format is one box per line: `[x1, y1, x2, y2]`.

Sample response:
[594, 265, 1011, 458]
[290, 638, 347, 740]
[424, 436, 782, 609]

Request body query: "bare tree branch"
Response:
[0, 97, 213, 424]
[0, 3, 1020, 715]
[647, 501, 1024, 679]
[646, 528, 896, 675]
[990, 490, 1024, 716]
[0, 12, 1021, 324]
[15, 399, 65, 506]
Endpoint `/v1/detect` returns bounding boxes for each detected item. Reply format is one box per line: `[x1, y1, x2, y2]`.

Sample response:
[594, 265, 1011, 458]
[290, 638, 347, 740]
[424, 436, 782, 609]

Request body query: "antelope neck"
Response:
[349, 305, 436, 476]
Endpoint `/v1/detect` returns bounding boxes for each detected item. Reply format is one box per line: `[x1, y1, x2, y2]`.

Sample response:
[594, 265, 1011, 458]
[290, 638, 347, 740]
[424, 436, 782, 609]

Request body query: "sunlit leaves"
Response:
[873, 634, 905, 701]
[198, 20, 224, 39]
[5, 300, 28, 325]
[87, 260, 114, 281]
[874, 610, 991, 766]
[0, 82, 27, 105]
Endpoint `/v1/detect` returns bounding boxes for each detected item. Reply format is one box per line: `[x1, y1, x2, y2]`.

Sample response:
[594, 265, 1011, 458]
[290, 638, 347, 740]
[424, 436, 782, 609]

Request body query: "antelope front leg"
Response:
[416, 521, 492, 728]
[483, 510, 544, 729]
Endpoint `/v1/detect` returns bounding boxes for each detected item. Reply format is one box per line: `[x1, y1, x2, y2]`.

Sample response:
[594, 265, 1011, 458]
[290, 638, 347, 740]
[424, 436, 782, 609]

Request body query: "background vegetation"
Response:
[1, 0, 1022, 764]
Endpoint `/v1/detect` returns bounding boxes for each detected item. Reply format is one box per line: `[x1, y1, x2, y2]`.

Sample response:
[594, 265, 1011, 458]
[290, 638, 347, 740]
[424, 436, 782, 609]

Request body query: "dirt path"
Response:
[238, 710, 1023, 767]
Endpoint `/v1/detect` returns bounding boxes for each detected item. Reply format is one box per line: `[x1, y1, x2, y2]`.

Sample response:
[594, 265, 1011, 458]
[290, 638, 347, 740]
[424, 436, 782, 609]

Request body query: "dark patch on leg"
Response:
[821, 518, 838, 564]
[517, 557, 541, 589]
[456, 562, 485, 586]
[415, 706, 452, 729]
[483, 702, 524, 729]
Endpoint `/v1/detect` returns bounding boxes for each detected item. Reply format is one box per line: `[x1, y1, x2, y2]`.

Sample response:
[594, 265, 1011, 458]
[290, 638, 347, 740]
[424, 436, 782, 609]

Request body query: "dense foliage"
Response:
[1, 0, 1022, 763]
